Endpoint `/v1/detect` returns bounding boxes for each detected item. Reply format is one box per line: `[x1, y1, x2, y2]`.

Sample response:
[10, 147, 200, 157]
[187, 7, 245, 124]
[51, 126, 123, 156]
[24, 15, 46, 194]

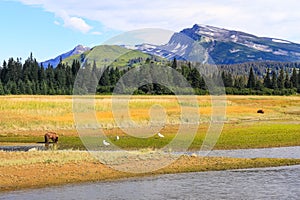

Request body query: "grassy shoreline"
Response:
[1, 121, 300, 151]
[1, 151, 300, 192]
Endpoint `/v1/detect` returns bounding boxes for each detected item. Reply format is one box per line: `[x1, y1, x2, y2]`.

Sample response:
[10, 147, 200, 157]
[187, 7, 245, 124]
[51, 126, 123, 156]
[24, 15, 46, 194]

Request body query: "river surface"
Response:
[1, 146, 300, 199]
[203, 146, 300, 159]
[1, 144, 300, 159]
[1, 165, 300, 200]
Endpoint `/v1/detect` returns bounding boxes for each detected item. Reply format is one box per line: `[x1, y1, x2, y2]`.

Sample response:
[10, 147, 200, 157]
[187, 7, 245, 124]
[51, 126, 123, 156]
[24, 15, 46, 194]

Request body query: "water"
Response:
[1, 146, 300, 199]
[1, 165, 300, 200]
[2, 144, 300, 159]
[204, 146, 300, 159]
[0, 145, 45, 152]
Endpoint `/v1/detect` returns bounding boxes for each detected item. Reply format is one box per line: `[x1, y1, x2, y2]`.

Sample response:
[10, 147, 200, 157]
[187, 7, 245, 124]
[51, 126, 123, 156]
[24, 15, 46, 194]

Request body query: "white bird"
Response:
[158, 132, 165, 138]
[103, 140, 110, 146]
[116, 136, 120, 140]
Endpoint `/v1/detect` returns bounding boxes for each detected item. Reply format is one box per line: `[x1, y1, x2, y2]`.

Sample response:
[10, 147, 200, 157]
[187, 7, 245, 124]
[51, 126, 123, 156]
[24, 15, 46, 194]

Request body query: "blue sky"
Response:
[0, 1, 120, 62]
[1, 0, 300, 62]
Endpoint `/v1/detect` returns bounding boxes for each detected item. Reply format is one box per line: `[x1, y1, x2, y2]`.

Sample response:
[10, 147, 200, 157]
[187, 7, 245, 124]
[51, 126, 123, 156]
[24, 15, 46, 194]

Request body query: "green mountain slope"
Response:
[63, 45, 162, 68]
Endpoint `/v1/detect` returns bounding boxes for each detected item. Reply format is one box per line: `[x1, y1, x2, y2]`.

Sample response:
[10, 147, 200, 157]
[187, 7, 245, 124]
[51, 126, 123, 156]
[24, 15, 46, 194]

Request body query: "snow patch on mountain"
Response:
[252, 44, 272, 52]
[272, 39, 291, 44]
[273, 49, 288, 56]
[230, 49, 241, 53]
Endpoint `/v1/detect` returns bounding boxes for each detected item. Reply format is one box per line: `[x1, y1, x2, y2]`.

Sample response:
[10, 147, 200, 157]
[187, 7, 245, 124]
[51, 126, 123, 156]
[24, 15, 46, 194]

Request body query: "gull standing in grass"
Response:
[103, 140, 110, 146]
[116, 136, 120, 140]
[158, 132, 165, 138]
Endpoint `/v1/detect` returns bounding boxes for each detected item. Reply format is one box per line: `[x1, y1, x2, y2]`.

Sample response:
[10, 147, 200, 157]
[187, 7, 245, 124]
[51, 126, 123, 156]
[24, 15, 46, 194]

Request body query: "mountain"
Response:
[136, 24, 300, 64]
[62, 45, 162, 68]
[41, 45, 90, 67]
[42, 24, 300, 66]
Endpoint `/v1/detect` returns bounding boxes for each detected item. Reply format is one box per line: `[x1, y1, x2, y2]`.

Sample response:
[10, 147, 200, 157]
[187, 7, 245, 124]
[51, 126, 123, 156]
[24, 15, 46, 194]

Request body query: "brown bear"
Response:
[44, 132, 59, 144]
[257, 109, 264, 114]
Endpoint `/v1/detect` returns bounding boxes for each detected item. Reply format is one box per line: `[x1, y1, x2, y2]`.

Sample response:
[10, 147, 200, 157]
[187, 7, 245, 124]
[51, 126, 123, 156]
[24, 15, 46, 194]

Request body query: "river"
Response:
[1, 165, 300, 200]
[1, 146, 300, 199]
[203, 146, 300, 159]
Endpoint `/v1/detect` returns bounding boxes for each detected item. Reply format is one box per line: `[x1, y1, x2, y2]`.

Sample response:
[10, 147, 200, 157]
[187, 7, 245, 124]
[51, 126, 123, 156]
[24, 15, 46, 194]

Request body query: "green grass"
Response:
[215, 123, 300, 149]
[1, 123, 299, 150]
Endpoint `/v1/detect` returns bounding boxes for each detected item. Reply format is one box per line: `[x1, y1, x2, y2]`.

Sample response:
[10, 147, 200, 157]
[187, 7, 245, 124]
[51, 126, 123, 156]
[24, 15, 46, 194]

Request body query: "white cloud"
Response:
[54, 20, 60, 26]
[55, 10, 92, 33]
[17, 0, 300, 42]
[54, 16, 91, 33]
[91, 31, 102, 35]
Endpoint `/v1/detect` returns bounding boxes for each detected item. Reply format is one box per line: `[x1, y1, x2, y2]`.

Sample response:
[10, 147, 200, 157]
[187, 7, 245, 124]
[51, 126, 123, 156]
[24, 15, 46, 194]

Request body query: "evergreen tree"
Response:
[222, 71, 233, 87]
[16, 58, 22, 81]
[298, 69, 300, 84]
[17, 80, 25, 94]
[0, 81, 4, 95]
[108, 68, 116, 86]
[180, 63, 191, 79]
[55, 63, 67, 91]
[284, 70, 291, 89]
[7, 81, 18, 94]
[171, 58, 177, 69]
[71, 60, 80, 77]
[81, 62, 95, 93]
[88, 62, 98, 93]
[247, 67, 256, 88]
[1, 60, 7, 83]
[255, 79, 263, 91]
[277, 68, 285, 89]
[38, 64, 45, 83]
[263, 68, 271, 88]
[190, 68, 202, 89]
[234, 76, 246, 89]
[31, 81, 37, 94]
[271, 71, 278, 89]
[45, 65, 55, 92]
[7, 58, 20, 82]
[65, 66, 73, 90]
[40, 81, 48, 95]
[114, 67, 121, 83]
[290, 68, 298, 88]
[99, 67, 110, 86]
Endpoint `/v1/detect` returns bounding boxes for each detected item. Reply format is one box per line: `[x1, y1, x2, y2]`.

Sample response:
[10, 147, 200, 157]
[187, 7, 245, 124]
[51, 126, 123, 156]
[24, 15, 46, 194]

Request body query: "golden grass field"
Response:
[0, 95, 299, 136]
[0, 95, 299, 150]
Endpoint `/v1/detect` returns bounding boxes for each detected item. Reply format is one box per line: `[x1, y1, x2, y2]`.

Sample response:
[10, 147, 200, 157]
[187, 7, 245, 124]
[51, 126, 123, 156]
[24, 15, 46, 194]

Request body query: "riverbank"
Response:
[1, 150, 300, 192]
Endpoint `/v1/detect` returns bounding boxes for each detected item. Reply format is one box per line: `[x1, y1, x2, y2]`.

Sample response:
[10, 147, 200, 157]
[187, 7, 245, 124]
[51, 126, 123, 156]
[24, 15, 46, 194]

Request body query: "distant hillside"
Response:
[41, 45, 90, 67]
[63, 45, 163, 68]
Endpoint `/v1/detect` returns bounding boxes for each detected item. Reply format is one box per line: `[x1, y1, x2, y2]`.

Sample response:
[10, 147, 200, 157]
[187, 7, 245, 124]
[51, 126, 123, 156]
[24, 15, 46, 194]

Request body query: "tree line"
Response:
[0, 55, 300, 95]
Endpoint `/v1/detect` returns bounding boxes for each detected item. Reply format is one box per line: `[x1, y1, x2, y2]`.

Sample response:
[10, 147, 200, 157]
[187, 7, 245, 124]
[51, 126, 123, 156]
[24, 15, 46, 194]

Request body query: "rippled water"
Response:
[1, 165, 300, 200]
[203, 146, 300, 159]
[0, 145, 45, 152]
[2, 144, 300, 159]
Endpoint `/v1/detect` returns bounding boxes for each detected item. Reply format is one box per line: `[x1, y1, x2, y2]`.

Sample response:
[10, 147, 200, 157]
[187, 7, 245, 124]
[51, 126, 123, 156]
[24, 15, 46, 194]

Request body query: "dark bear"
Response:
[44, 132, 59, 144]
[257, 109, 264, 114]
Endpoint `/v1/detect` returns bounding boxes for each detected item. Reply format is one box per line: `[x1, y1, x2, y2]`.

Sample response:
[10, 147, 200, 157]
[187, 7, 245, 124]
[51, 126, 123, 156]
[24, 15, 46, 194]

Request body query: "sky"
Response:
[1, 0, 300, 62]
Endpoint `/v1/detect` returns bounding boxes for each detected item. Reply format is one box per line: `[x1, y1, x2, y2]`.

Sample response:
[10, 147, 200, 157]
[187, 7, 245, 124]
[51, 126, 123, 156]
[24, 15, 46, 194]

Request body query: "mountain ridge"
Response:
[42, 24, 300, 66]
[41, 45, 90, 67]
[136, 24, 300, 64]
